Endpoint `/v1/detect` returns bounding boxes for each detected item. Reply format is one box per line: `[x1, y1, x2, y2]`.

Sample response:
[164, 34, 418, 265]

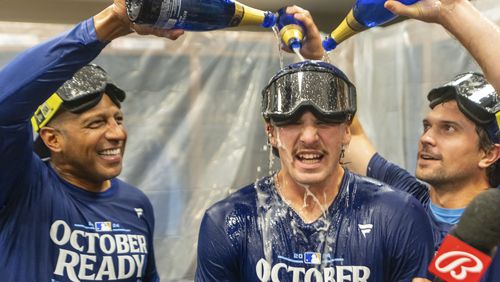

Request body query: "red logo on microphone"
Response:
[429, 235, 492, 281]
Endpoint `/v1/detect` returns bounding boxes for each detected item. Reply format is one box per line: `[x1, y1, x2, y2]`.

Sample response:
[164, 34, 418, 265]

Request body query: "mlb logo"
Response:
[95, 221, 112, 232]
[304, 252, 321, 265]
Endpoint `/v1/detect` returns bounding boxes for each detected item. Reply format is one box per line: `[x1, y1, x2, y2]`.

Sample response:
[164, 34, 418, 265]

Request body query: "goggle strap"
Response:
[485, 114, 500, 144]
[31, 93, 63, 132]
[492, 111, 500, 143]
[496, 111, 500, 131]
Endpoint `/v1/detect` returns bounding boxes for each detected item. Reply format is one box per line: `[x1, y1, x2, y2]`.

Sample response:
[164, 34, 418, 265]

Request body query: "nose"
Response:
[105, 120, 127, 141]
[300, 124, 319, 145]
[419, 128, 436, 147]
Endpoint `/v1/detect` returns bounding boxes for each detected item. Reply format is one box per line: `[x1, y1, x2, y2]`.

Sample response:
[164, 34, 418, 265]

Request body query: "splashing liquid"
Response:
[256, 128, 337, 268]
[272, 26, 285, 69]
[293, 47, 305, 62]
[275, 130, 330, 224]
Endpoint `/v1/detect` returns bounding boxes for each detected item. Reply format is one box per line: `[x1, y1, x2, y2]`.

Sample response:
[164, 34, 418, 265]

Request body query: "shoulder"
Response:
[113, 178, 153, 208]
[349, 172, 424, 212]
[114, 178, 146, 195]
[205, 182, 258, 223]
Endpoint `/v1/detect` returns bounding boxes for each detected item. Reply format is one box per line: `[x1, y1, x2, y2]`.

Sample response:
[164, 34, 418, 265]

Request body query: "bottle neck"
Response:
[279, 24, 304, 49]
[233, 1, 276, 28]
[330, 9, 366, 47]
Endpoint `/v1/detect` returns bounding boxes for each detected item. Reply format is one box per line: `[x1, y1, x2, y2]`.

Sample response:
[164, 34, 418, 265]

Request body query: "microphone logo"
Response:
[428, 235, 492, 282]
[434, 251, 483, 280]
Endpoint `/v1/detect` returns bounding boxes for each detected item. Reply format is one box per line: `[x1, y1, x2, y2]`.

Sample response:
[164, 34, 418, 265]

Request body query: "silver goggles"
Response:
[262, 61, 356, 123]
[428, 72, 499, 143]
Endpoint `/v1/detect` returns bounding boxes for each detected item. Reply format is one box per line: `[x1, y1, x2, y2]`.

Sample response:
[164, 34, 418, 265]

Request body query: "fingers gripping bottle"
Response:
[126, 0, 277, 31]
[322, 0, 419, 51]
[277, 8, 305, 50]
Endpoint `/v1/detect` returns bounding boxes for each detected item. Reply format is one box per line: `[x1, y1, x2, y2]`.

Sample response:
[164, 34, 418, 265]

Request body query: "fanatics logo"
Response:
[358, 224, 373, 238]
[135, 208, 144, 218]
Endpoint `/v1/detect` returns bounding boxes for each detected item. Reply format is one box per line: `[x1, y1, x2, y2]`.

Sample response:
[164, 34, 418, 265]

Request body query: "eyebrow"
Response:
[424, 118, 463, 128]
[80, 109, 123, 123]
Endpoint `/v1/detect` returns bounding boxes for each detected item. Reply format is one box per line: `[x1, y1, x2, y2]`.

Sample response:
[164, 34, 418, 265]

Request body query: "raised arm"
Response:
[344, 116, 377, 176]
[385, 0, 500, 92]
[0, 0, 183, 207]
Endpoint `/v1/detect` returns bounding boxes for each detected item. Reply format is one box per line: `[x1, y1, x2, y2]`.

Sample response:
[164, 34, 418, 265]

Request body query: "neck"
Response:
[429, 178, 490, 209]
[50, 161, 111, 193]
[275, 166, 344, 223]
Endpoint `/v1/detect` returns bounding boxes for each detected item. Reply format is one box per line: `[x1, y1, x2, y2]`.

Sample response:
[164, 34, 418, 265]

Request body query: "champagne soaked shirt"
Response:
[196, 171, 434, 281]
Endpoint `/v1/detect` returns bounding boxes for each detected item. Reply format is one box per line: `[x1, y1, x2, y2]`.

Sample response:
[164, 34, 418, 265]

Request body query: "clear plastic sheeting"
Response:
[0, 1, 499, 279]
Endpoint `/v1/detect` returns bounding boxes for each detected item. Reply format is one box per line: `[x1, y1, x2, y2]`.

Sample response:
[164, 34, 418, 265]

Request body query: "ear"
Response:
[38, 127, 63, 154]
[265, 122, 277, 147]
[342, 122, 352, 146]
[479, 143, 500, 169]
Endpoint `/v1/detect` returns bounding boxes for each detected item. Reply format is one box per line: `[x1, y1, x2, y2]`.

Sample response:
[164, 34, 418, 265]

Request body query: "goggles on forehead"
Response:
[31, 64, 125, 132]
[262, 61, 357, 123]
[428, 72, 500, 143]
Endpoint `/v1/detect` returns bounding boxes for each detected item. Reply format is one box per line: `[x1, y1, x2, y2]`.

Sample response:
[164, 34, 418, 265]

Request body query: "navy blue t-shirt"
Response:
[0, 18, 158, 281]
[196, 171, 434, 281]
[368, 153, 500, 282]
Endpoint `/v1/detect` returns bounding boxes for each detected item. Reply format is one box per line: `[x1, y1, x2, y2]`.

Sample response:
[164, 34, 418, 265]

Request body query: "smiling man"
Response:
[31, 65, 128, 191]
[0, 0, 183, 280]
[195, 61, 434, 282]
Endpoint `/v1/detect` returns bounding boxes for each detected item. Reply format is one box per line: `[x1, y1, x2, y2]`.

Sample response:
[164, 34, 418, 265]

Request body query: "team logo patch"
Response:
[94, 221, 112, 232]
[304, 252, 321, 264]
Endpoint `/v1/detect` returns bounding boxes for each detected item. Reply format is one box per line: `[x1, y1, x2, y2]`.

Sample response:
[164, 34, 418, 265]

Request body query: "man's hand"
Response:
[284, 5, 324, 60]
[384, 0, 462, 24]
[94, 0, 185, 42]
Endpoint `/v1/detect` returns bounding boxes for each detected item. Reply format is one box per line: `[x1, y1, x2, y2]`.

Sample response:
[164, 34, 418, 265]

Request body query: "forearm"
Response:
[439, 0, 500, 92]
[93, 4, 133, 42]
[345, 116, 377, 175]
[0, 18, 107, 125]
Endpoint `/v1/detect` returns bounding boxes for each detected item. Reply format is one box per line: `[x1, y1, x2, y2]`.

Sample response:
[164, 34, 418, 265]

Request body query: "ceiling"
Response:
[0, 0, 357, 33]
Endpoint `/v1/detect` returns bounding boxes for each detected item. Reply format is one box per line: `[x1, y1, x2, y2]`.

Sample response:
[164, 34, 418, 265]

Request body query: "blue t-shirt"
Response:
[368, 153, 500, 282]
[196, 171, 434, 281]
[0, 18, 159, 281]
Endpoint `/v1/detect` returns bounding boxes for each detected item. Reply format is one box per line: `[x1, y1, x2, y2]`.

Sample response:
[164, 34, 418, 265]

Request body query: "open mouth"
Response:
[419, 152, 440, 161]
[98, 148, 122, 157]
[296, 152, 324, 164]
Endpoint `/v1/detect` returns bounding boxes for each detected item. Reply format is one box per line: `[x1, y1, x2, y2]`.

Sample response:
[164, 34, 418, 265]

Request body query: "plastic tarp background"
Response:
[0, 0, 498, 280]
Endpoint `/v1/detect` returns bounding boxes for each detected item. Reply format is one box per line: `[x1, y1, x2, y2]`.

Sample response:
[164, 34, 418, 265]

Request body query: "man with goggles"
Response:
[343, 0, 500, 280]
[196, 61, 434, 281]
[31, 64, 126, 158]
[0, 0, 182, 281]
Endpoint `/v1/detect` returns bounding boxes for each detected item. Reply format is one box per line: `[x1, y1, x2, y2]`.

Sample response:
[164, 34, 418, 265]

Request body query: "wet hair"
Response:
[476, 125, 500, 187]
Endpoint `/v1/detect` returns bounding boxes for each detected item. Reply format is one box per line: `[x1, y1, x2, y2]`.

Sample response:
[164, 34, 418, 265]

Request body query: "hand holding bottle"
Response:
[322, 0, 420, 51]
[125, 0, 276, 31]
[386, 0, 500, 92]
[93, 0, 185, 41]
[282, 6, 324, 60]
[384, 0, 442, 23]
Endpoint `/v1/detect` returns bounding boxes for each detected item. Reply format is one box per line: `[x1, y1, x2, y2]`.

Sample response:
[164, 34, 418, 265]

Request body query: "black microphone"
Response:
[429, 189, 500, 282]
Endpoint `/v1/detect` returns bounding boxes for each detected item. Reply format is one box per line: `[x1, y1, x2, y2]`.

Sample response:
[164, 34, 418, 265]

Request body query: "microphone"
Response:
[429, 189, 500, 282]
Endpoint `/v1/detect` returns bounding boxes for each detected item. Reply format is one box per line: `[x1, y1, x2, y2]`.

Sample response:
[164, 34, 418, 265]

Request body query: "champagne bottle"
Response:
[126, 0, 277, 31]
[323, 0, 419, 51]
[277, 8, 305, 50]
